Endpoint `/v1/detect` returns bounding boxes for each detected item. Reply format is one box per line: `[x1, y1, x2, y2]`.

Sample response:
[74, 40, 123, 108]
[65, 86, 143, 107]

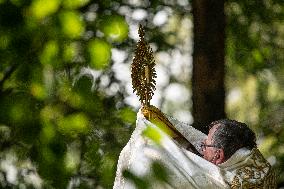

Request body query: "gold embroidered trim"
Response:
[230, 148, 276, 189]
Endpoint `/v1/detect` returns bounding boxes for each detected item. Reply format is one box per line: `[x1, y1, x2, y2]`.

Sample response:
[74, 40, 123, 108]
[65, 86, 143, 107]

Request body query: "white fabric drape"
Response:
[113, 112, 230, 189]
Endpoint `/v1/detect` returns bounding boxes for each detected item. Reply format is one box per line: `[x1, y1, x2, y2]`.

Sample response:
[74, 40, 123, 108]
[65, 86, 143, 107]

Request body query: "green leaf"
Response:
[118, 107, 136, 124]
[142, 126, 162, 144]
[30, 0, 60, 19]
[59, 10, 85, 39]
[123, 170, 149, 189]
[151, 161, 169, 182]
[88, 38, 111, 69]
[40, 40, 59, 65]
[58, 113, 90, 138]
[100, 15, 129, 42]
[62, 0, 89, 9]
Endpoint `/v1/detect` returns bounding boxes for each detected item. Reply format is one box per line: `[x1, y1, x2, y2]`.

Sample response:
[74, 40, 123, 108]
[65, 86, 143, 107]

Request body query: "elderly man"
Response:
[201, 119, 276, 188]
[114, 106, 276, 188]
[202, 119, 257, 165]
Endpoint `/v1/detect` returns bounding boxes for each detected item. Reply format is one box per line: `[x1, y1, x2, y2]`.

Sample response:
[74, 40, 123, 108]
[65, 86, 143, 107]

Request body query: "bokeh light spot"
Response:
[63, 0, 89, 9]
[58, 113, 90, 137]
[60, 11, 85, 39]
[58, 85, 83, 108]
[88, 38, 111, 69]
[30, 0, 60, 19]
[252, 49, 263, 63]
[64, 144, 80, 173]
[41, 123, 56, 143]
[30, 83, 46, 100]
[63, 42, 77, 62]
[118, 108, 136, 124]
[100, 15, 129, 42]
[40, 40, 59, 65]
[40, 106, 63, 128]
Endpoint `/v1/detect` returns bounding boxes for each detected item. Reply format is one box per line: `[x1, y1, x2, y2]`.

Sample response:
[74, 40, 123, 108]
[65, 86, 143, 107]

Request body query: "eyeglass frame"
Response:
[200, 142, 219, 151]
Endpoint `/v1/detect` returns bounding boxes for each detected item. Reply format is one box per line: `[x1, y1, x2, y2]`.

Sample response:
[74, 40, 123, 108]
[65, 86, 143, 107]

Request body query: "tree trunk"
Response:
[192, 0, 226, 134]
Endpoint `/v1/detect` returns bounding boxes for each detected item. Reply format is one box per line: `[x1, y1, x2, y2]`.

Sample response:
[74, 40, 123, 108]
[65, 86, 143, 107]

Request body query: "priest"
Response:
[113, 106, 276, 188]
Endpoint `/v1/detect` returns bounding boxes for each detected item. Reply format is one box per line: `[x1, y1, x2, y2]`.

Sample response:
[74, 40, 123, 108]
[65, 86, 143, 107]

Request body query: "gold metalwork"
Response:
[141, 105, 202, 156]
[132, 26, 199, 155]
[131, 24, 157, 107]
[142, 105, 179, 137]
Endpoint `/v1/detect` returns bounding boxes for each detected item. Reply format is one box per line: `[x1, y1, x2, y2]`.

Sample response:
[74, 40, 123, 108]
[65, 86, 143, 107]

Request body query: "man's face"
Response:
[202, 125, 219, 163]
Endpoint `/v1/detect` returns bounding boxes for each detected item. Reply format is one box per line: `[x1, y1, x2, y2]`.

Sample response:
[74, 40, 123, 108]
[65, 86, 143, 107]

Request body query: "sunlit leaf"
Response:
[40, 123, 56, 143]
[59, 10, 85, 39]
[63, 0, 89, 9]
[30, 0, 60, 19]
[40, 105, 63, 123]
[252, 49, 263, 63]
[59, 86, 83, 108]
[63, 42, 77, 62]
[142, 126, 162, 144]
[88, 38, 111, 69]
[100, 15, 129, 42]
[30, 82, 46, 100]
[64, 143, 80, 173]
[40, 40, 59, 65]
[58, 113, 90, 137]
[118, 107, 136, 124]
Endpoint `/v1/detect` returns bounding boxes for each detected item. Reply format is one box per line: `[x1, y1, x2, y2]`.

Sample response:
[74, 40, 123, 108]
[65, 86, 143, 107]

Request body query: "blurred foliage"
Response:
[0, 0, 135, 188]
[226, 0, 284, 185]
[0, 0, 283, 188]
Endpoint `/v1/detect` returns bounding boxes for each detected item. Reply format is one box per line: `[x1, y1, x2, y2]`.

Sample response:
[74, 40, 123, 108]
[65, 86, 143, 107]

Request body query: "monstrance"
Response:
[131, 24, 157, 108]
[131, 25, 201, 155]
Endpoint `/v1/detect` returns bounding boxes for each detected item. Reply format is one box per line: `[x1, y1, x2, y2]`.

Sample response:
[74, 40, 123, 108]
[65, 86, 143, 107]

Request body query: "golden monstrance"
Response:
[131, 24, 157, 107]
[130, 25, 201, 155]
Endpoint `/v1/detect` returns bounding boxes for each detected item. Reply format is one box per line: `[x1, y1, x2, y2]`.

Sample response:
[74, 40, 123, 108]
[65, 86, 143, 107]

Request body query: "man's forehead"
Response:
[208, 124, 221, 140]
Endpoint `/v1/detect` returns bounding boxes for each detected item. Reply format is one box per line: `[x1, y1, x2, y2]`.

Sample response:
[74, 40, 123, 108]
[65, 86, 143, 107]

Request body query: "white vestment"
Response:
[113, 112, 276, 189]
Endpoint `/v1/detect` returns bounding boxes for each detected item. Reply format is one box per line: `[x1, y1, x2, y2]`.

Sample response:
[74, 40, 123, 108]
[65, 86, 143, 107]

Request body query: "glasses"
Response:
[200, 142, 218, 151]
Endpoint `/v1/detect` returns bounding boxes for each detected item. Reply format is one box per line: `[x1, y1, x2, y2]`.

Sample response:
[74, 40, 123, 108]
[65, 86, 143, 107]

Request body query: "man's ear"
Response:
[215, 149, 225, 165]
